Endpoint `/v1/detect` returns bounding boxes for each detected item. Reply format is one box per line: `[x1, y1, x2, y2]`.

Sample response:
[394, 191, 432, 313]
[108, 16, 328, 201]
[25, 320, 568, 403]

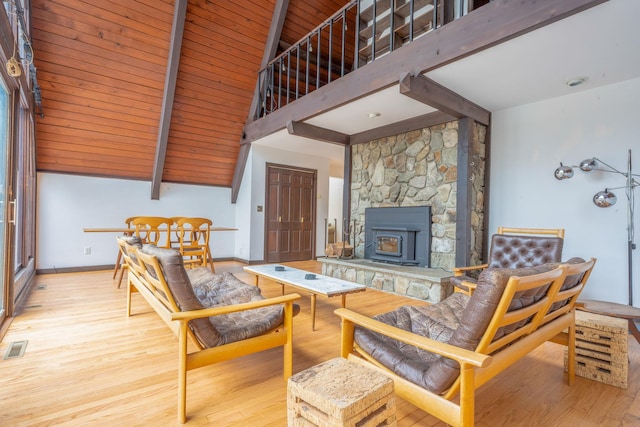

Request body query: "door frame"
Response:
[264, 163, 317, 263]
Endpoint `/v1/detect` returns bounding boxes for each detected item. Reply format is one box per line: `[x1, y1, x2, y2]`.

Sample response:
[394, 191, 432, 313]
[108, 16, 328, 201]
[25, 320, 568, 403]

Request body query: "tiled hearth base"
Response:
[318, 257, 453, 303]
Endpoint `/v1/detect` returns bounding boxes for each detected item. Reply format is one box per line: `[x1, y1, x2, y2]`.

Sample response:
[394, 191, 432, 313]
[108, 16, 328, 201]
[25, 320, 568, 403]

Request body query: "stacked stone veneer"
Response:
[320, 258, 452, 303]
[350, 120, 486, 271]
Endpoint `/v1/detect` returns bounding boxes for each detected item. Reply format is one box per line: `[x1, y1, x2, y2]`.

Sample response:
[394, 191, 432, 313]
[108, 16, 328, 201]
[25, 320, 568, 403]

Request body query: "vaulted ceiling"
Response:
[30, 0, 636, 200]
[31, 0, 348, 188]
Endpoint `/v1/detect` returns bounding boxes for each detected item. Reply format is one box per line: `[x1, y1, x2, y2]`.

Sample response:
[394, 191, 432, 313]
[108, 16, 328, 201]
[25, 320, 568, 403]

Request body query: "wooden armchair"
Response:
[118, 236, 301, 423]
[336, 257, 595, 427]
[452, 227, 565, 295]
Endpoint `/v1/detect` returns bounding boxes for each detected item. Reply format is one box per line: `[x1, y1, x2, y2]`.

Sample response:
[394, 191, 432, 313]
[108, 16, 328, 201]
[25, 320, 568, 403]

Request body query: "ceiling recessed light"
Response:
[566, 77, 588, 87]
[368, 112, 381, 118]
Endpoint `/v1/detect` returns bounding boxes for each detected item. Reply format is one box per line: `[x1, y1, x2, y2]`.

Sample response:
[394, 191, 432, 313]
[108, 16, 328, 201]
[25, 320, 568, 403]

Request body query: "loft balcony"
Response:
[253, 0, 488, 120]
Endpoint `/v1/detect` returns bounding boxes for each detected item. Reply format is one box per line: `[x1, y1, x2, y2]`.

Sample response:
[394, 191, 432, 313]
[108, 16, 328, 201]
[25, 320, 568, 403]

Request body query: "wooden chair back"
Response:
[113, 216, 140, 283]
[169, 216, 185, 247]
[496, 227, 565, 238]
[543, 257, 596, 325]
[474, 266, 566, 356]
[445, 258, 595, 399]
[176, 217, 212, 269]
[453, 227, 565, 295]
[131, 216, 173, 248]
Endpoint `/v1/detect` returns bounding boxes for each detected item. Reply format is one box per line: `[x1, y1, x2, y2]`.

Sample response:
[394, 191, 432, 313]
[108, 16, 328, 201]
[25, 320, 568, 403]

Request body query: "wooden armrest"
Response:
[335, 308, 491, 368]
[454, 280, 478, 295]
[171, 293, 301, 322]
[453, 263, 488, 276]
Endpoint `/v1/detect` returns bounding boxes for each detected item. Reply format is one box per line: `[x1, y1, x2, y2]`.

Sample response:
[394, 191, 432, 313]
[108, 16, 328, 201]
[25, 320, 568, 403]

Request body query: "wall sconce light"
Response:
[554, 149, 639, 305]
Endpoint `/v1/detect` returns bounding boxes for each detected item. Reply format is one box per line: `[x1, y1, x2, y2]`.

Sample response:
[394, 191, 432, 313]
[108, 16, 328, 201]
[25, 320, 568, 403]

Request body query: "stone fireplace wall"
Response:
[350, 120, 486, 270]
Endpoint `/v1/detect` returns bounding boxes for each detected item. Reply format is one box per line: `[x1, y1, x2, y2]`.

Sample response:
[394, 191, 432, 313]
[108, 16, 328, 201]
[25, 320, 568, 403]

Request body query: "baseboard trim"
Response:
[36, 265, 115, 275]
[35, 258, 258, 275]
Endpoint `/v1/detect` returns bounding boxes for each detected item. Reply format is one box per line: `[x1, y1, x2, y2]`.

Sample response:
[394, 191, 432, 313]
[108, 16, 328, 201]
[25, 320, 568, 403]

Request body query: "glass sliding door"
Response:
[0, 79, 9, 319]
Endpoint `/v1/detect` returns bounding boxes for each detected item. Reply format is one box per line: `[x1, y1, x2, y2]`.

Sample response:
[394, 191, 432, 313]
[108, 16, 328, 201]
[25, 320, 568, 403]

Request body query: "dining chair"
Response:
[113, 216, 138, 289]
[176, 217, 214, 271]
[169, 216, 185, 248]
[131, 216, 173, 248]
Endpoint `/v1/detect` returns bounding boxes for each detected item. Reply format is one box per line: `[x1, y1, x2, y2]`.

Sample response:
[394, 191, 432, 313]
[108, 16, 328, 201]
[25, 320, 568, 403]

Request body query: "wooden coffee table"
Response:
[577, 299, 640, 343]
[244, 264, 366, 331]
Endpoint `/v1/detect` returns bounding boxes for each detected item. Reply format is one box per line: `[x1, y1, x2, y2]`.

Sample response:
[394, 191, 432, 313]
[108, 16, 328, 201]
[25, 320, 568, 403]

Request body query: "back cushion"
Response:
[120, 234, 143, 248]
[140, 244, 222, 347]
[423, 263, 555, 393]
[548, 257, 587, 312]
[488, 234, 563, 269]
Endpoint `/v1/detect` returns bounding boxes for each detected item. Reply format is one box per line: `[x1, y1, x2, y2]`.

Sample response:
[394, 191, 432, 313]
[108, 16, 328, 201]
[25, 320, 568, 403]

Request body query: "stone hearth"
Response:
[319, 257, 452, 303]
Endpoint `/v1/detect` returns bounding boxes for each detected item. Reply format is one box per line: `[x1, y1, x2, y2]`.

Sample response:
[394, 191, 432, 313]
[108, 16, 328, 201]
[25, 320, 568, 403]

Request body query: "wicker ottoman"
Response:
[287, 357, 397, 427]
[565, 310, 628, 389]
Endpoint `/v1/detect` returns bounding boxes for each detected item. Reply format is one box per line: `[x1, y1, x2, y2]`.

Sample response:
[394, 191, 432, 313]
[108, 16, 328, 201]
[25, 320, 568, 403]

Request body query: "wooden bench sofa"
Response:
[117, 236, 301, 423]
[335, 257, 596, 427]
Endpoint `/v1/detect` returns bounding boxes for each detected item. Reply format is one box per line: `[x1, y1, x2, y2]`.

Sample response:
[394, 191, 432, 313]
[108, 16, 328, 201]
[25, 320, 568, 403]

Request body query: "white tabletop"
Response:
[244, 264, 366, 297]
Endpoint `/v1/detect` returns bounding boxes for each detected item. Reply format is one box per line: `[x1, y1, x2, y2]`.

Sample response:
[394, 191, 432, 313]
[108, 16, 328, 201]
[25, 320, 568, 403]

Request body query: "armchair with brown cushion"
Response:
[336, 257, 595, 427]
[119, 236, 301, 423]
[452, 227, 565, 295]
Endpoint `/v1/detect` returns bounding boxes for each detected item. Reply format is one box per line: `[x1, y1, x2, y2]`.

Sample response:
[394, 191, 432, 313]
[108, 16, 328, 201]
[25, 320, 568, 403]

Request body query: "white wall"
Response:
[37, 173, 237, 270]
[328, 177, 344, 243]
[490, 77, 640, 306]
[241, 144, 332, 261]
[234, 149, 253, 262]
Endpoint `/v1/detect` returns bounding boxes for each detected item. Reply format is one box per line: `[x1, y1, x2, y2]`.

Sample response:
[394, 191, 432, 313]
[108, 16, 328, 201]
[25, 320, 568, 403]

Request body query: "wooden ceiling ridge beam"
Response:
[231, 0, 290, 203]
[242, 0, 607, 144]
[399, 72, 491, 126]
[286, 120, 350, 145]
[150, 0, 188, 200]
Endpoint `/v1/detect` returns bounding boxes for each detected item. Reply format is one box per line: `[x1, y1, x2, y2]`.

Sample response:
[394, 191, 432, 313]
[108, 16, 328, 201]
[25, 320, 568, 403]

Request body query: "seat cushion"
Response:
[355, 293, 469, 393]
[141, 245, 286, 347]
[188, 269, 263, 305]
[188, 269, 286, 344]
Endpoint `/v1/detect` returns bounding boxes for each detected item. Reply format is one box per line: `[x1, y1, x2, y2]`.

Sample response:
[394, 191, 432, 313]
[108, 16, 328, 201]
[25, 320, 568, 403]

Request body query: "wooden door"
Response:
[265, 165, 316, 263]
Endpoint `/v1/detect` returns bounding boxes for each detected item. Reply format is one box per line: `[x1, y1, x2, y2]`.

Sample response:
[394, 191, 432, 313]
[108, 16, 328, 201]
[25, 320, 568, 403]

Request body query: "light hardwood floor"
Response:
[1, 260, 639, 426]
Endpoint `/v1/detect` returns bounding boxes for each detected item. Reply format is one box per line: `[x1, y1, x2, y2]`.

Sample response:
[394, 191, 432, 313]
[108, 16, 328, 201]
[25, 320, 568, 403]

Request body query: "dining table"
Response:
[83, 227, 238, 233]
[86, 225, 238, 285]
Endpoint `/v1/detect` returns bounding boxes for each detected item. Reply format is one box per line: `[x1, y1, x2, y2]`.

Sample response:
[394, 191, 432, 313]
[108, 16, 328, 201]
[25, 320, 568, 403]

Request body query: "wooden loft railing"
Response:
[254, 0, 487, 119]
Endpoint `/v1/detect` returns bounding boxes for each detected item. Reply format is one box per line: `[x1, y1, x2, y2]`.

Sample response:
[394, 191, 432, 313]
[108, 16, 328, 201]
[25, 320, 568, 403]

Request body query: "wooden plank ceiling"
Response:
[31, 0, 347, 188]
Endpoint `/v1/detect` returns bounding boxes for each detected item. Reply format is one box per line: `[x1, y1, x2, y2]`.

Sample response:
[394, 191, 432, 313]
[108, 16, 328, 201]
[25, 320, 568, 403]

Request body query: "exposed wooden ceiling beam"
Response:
[286, 120, 350, 145]
[243, 0, 607, 143]
[350, 111, 456, 145]
[232, 0, 290, 203]
[150, 0, 188, 200]
[399, 73, 490, 125]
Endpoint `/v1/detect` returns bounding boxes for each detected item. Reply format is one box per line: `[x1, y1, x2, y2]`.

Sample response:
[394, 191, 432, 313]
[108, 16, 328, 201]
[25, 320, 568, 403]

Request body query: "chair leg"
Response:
[126, 280, 132, 317]
[117, 264, 127, 289]
[567, 320, 576, 385]
[207, 247, 215, 273]
[177, 323, 189, 424]
[113, 250, 122, 279]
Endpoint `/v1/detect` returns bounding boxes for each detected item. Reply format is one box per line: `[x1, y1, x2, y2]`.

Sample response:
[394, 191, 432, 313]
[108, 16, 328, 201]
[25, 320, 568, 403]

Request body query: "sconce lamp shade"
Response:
[580, 159, 598, 172]
[554, 163, 574, 180]
[593, 190, 617, 207]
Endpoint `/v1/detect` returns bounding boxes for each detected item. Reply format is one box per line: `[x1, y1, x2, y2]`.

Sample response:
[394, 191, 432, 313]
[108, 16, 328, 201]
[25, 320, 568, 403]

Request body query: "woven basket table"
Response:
[287, 357, 397, 427]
